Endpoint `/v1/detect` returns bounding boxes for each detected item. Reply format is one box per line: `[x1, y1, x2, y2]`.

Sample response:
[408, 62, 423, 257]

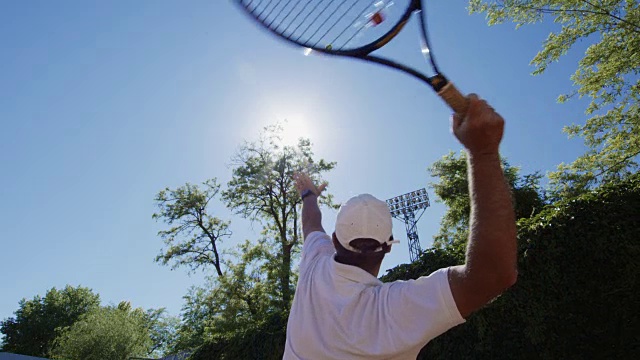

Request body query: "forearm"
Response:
[465, 153, 517, 284]
[302, 194, 324, 238]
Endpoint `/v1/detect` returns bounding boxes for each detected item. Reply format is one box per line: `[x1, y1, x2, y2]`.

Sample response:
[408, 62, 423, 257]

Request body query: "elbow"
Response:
[502, 268, 518, 289]
[482, 267, 518, 295]
[494, 266, 518, 293]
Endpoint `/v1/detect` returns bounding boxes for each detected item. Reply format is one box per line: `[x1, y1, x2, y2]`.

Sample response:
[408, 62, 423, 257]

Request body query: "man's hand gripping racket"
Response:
[452, 94, 505, 156]
[234, 0, 470, 116]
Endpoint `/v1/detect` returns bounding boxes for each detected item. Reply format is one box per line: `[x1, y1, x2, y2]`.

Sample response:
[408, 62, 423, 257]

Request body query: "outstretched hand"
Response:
[293, 171, 327, 198]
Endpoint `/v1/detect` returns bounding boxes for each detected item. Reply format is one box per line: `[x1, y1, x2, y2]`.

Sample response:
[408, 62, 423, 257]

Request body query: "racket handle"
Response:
[438, 82, 470, 116]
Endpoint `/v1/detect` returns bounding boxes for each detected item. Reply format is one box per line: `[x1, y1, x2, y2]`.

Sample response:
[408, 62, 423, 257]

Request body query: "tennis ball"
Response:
[326, 44, 332, 50]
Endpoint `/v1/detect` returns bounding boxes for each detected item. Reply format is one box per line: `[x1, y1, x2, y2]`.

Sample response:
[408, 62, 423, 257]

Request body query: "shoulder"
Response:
[386, 268, 455, 302]
[303, 231, 331, 249]
[301, 231, 334, 265]
[304, 230, 330, 242]
[376, 268, 465, 347]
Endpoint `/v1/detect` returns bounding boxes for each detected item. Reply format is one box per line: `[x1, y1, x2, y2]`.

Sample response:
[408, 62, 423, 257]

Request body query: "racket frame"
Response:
[235, 0, 469, 114]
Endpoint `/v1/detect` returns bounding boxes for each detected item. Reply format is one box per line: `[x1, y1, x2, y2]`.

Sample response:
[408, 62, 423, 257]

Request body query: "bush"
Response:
[388, 175, 640, 359]
[189, 312, 287, 360]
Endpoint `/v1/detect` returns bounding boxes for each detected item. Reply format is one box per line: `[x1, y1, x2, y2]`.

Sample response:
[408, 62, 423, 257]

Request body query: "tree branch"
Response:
[512, 2, 640, 34]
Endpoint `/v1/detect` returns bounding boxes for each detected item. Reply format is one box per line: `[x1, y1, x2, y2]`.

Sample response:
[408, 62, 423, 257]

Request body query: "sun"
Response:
[250, 91, 327, 148]
[279, 118, 311, 146]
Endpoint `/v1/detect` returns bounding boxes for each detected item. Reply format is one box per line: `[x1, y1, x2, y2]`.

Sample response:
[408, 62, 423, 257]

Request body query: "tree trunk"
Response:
[281, 242, 293, 311]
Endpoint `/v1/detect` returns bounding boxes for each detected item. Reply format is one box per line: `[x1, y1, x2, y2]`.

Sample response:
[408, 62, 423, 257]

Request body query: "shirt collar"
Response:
[332, 254, 383, 287]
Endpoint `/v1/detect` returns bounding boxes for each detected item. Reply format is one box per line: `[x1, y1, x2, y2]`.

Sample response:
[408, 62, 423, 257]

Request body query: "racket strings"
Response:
[241, 0, 394, 50]
[265, 0, 295, 28]
[300, 0, 348, 45]
[277, 0, 308, 29]
[284, 0, 326, 36]
[332, 1, 380, 48]
[314, 1, 369, 48]
[253, 0, 276, 21]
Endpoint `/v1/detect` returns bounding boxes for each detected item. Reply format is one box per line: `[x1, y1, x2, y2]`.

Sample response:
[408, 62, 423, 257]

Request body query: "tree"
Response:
[222, 123, 336, 312]
[170, 239, 282, 352]
[154, 123, 336, 351]
[208, 239, 281, 333]
[170, 286, 215, 352]
[50, 301, 153, 360]
[0, 285, 100, 357]
[468, 0, 640, 198]
[188, 311, 288, 360]
[428, 151, 545, 252]
[146, 309, 180, 357]
[153, 179, 231, 276]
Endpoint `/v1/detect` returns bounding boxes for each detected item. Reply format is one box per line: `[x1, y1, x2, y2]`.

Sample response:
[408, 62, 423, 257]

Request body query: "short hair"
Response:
[332, 233, 390, 269]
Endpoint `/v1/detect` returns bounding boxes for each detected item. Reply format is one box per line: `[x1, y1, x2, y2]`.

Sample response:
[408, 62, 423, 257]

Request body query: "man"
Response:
[285, 95, 518, 359]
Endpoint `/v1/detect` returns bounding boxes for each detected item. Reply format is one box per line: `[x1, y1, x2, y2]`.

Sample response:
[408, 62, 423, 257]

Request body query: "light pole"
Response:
[386, 188, 430, 262]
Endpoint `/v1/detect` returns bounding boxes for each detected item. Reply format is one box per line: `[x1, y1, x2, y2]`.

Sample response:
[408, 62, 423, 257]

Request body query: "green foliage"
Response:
[387, 173, 640, 359]
[164, 124, 336, 352]
[0, 285, 100, 357]
[153, 178, 231, 276]
[381, 247, 464, 282]
[50, 301, 153, 360]
[509, 174, 640, 358]
[427, 151, 473, 251]
[189, 312, 288, 360]
[147, 309, 180, 357]
[222, 123, 336, 312]
[469, 0, 640, 198]
[428, 151, 545, 251]
[211, 239, 282, 334]
[170, 286, 215, 352]
[170, 239, 284, 352]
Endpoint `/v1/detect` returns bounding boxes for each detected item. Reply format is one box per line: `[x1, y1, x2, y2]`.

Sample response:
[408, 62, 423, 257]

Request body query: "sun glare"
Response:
[251, 93, 327, 149]
[279, 117, 311, 146]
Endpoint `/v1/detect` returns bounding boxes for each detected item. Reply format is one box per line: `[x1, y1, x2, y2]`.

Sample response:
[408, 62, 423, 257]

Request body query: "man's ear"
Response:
[385, 244, 392, 254]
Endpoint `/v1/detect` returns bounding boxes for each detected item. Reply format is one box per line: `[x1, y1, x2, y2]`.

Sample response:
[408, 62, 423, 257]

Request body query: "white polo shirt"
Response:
[284, 231, 465, 360]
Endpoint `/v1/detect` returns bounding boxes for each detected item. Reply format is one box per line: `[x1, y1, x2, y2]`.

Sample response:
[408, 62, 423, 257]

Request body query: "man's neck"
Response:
[334, 255, 381, 277]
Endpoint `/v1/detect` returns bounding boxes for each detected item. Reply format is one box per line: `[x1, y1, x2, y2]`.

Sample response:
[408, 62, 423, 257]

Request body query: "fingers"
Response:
[451, 93, 478, 131]
[465, 93, 483, 122]
[293, 172, 310, 188]
[456, 94, 499, 125]
[451, 113, 463, 133]
[292, 172, 307, 192]
[292, 171, 327, 196]
[465, 93, 480, 119]
[451, 93, 505, 155]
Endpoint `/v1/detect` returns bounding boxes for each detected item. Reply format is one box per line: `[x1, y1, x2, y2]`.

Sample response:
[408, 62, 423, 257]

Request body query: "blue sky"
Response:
[1, 0, 591, 325]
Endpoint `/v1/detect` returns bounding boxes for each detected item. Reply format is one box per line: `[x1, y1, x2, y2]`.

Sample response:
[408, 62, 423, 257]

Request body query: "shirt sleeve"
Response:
[382, 267, 466, 349]
[299, 231, 334, 272]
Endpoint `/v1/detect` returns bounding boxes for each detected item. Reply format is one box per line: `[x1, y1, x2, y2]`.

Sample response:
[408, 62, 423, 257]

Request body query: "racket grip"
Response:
[438, 82, 470, 116]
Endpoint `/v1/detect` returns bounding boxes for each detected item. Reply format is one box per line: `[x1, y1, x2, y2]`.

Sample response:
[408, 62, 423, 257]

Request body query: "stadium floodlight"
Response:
[385, 188, 430, 262]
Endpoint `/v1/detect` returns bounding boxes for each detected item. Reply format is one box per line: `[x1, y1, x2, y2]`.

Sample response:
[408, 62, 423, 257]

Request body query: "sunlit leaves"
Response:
[50, 302, 154, 360]
[0, 286, 100, 357]
[153, 179, 230, 276]
[222, 122, 336, 311]
[164, 123, 337, 352]
[427, 151, 545, 250]
[469, 0, 640, 198]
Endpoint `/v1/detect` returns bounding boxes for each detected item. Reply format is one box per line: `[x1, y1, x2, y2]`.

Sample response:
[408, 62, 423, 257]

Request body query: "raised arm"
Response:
[293, 172, 327, 240]
[447, 95, 518, 318]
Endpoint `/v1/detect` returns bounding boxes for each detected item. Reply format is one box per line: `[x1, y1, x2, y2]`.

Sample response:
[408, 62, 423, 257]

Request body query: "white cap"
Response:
[335, 194, 399, 253]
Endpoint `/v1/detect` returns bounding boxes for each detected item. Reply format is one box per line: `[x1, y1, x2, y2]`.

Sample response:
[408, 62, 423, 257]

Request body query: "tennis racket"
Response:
[234, 0, 470, 115]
